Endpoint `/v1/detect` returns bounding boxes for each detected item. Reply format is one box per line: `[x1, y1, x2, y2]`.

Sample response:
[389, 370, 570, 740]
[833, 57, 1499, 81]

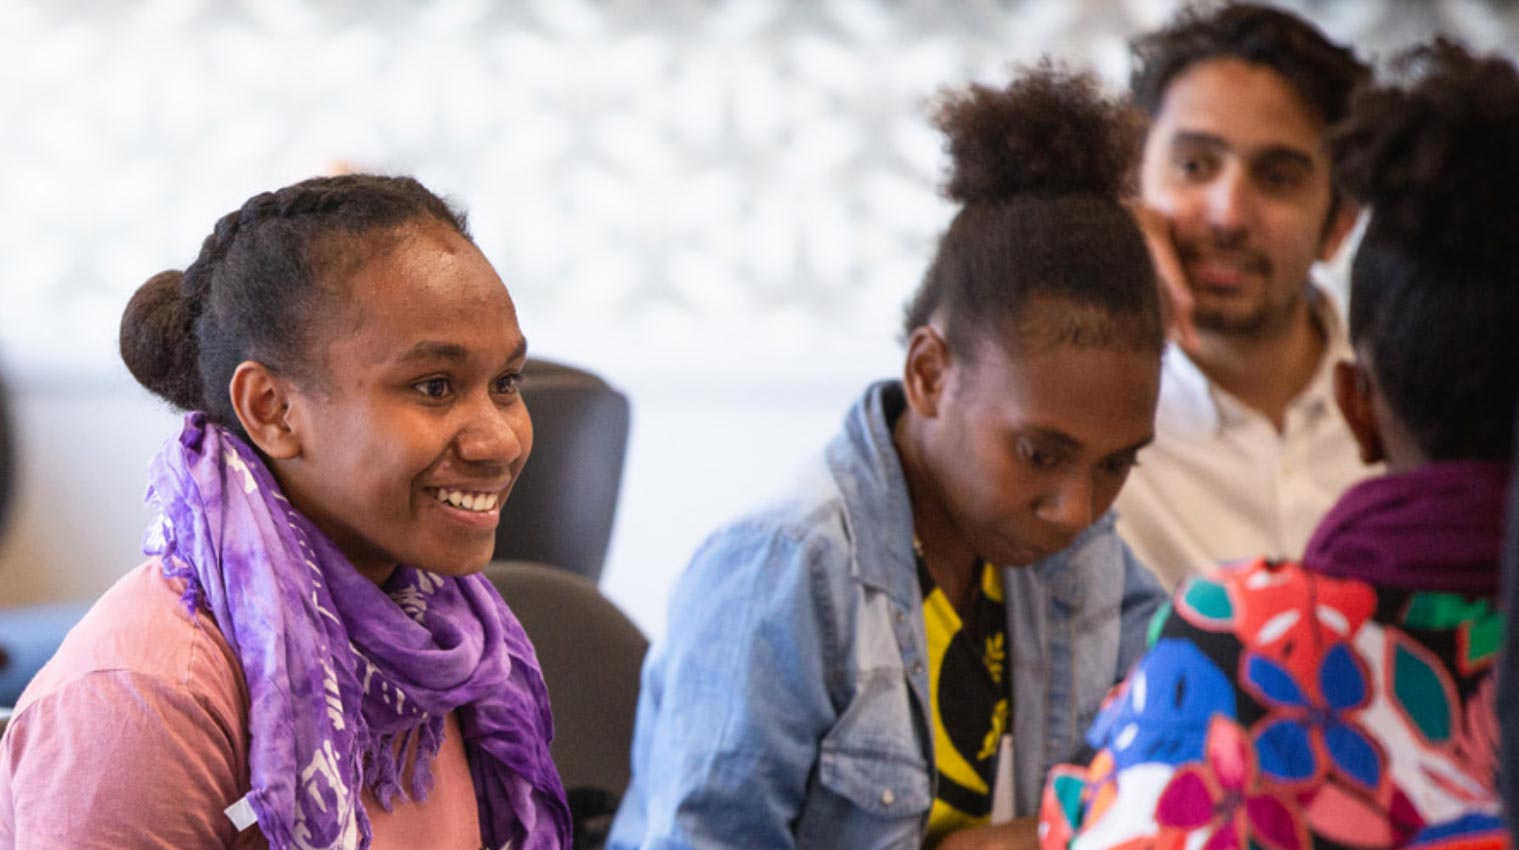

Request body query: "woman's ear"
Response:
[903, 325, 953, 419]
[229, 361, 302, 460]
[1333, 359, 1384, 465]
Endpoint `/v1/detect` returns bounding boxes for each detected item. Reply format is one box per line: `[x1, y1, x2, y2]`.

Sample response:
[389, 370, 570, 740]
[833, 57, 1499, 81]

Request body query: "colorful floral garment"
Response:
[1040, 557, 1505, 850]
[1043, 462, 1512, 850]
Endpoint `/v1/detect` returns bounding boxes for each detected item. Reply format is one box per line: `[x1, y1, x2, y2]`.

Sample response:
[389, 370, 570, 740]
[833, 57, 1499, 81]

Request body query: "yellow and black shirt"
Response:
[917, 553, 1009, 847]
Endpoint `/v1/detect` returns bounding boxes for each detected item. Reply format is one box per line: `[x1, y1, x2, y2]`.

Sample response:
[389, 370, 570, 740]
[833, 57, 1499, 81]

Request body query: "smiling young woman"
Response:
[0, 175, 570, 850]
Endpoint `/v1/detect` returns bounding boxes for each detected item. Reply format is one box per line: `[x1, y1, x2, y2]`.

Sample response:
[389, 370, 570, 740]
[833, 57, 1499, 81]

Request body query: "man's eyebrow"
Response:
[1173, 130, 1316, 171]
[1254, 146, 1317, 172]
[1171, 130, 1229, 152]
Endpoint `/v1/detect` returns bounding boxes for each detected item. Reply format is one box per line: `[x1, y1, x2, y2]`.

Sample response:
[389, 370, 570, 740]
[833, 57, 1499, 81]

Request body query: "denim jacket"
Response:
[609, 381, 1164, 850]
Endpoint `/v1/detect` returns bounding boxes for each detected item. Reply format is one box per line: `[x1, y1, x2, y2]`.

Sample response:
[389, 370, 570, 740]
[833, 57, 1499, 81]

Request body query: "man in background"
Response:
[1116, 2, 1376, 588]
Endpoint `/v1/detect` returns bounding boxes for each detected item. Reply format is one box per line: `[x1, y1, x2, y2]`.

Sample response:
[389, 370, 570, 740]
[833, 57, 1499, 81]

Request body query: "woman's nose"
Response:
[456, 394, 530, 467]
[1037, 474, 1095, 537]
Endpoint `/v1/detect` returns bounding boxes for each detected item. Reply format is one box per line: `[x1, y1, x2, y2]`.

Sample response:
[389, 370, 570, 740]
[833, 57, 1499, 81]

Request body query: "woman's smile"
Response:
[422, 484, 511, 531]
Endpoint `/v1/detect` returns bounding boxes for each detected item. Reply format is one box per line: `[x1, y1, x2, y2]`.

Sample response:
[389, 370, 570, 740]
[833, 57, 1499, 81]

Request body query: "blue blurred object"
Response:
[0, 600, 93, 706]
[0, 368, 12, 541]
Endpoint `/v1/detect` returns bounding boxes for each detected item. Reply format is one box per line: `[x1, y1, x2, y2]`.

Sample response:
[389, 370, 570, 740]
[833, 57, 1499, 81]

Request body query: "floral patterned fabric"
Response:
[1040, 557, 1506, 850]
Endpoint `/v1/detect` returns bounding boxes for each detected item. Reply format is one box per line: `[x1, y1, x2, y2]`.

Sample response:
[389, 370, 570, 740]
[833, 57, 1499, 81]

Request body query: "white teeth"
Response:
[430, 488, 499, 513]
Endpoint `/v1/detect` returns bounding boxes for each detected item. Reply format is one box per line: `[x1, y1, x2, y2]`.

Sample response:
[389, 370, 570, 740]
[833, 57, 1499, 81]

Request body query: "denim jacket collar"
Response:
[823, 380, 923, 612]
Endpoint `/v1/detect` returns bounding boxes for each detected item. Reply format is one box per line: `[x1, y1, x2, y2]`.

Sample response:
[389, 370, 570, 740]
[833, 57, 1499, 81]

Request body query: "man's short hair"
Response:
[1130, 2, 1369, 128]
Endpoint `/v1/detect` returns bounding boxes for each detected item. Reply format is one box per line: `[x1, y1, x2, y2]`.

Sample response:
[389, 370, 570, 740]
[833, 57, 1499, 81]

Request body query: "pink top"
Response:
[0, 562, 482, 849]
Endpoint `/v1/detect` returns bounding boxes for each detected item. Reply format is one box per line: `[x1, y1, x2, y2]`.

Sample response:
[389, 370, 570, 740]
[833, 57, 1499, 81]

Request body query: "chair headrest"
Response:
[492, 358, 630, 583]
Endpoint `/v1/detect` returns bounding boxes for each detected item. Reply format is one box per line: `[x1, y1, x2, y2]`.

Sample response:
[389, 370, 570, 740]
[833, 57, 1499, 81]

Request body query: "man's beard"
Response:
[1193, 285, 1304, 338]
[1179, 237, 1296, 339]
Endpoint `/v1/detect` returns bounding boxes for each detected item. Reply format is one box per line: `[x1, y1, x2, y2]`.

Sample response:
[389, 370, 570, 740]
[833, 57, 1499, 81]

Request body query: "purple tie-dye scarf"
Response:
[142, 413, 570, 850]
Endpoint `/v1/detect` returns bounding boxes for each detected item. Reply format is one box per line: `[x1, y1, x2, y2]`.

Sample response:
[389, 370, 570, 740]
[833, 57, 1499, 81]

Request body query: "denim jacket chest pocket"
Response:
[794, 667, 931, 849]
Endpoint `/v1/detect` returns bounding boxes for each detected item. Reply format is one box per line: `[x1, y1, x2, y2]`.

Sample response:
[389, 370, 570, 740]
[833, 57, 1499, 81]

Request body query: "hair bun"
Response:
[119, 270, 206, 411]
[933, 60, 1138, 204]
[1332, 39, 1519, 272]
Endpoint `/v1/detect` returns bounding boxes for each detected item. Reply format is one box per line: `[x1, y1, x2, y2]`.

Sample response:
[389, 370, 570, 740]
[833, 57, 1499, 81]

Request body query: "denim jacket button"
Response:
[881, 788, 895, 806]
[911, 662, 923, 676]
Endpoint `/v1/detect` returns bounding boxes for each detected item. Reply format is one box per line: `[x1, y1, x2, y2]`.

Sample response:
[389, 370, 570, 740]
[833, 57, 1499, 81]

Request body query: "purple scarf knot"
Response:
[143, 413, 570, 850]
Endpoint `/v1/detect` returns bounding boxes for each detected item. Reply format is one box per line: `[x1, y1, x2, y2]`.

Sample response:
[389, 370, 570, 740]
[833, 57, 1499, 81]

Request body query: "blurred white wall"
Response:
[2, 0, 1516, 638]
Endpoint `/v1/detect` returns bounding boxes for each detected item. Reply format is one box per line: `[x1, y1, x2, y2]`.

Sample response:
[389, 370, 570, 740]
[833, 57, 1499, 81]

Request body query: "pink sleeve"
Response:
[1, 669, 254, 850]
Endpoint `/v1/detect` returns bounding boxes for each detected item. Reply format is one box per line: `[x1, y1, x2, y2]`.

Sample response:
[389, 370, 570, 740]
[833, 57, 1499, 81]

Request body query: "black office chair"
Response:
[493, 359, 630, 585]
[484, 561, 647, 850]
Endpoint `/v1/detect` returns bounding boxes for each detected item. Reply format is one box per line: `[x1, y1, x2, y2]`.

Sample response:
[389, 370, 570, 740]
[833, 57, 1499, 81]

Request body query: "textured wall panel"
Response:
[3, 0, 1515, 379]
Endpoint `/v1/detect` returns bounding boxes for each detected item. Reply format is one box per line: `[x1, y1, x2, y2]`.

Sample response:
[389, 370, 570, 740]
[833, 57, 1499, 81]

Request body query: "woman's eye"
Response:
[1019, 441, 1060, 470]
[414, 378, 451, 399]
[492, 373, 522, 396]
[1102, 453, 1139, 475]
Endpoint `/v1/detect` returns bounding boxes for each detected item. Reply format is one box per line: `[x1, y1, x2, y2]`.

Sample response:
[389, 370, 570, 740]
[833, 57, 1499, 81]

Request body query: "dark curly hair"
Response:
[1130, 2, 1367, 127]
[903, 62, 1162, 357]
[1330, 39, 1519, 461]
[119, 174, 470, 433]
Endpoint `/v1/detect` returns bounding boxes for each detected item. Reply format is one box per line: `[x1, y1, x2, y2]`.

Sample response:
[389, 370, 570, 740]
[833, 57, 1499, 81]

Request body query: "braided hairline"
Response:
[178, 175, 468, 320]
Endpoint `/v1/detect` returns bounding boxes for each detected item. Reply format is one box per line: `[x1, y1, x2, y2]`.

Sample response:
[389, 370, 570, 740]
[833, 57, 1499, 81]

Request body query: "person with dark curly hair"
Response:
[1504, 407, 1519, 846]
[608, 63, 1166, 850]
[1114, 2, 1376, 589]
[1040, 39, 1518, 850]
[0, 175, 572, 849]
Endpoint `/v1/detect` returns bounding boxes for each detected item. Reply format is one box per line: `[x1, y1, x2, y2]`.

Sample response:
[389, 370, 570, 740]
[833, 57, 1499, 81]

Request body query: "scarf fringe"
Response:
[364, 716, 445, 811]
[409, 717, 444, 801]
[146, 497, 202, 618]
[366, 728, 405, 811]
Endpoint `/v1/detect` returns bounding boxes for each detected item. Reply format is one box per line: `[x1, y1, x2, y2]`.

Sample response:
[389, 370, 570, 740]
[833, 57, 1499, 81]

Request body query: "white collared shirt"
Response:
[1114, 288, 1380, 589]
